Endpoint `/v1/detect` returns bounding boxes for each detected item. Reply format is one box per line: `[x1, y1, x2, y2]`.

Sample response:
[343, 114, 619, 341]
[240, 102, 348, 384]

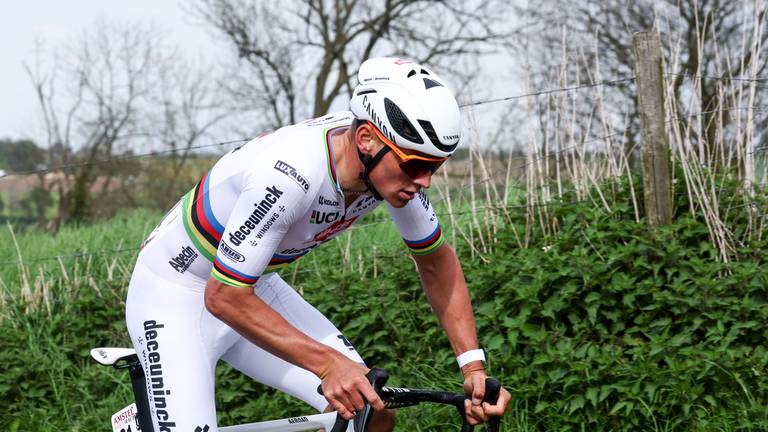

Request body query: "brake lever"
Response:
[353, 368, 389, 432]
[459, 377, 502, 432]
[320, 368, 389, 432]
[484, 378, 501, 432]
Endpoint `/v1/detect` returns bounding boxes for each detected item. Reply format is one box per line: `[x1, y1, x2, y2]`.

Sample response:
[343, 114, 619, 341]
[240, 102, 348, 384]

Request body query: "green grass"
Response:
[2, 184, 768, 431]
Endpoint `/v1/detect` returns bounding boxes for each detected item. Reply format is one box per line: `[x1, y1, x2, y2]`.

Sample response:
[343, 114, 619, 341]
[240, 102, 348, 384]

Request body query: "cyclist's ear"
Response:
[354, 122, 381, 156]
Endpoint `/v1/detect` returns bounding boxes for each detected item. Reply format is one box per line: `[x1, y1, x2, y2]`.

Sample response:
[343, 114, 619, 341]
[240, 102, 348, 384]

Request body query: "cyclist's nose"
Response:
[413, 172, 432, 189]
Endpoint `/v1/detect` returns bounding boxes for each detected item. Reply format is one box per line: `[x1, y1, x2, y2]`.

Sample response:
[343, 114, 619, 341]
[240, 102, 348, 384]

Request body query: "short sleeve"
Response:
[387, 190, 445, 255]
[211, 161, 314, 287]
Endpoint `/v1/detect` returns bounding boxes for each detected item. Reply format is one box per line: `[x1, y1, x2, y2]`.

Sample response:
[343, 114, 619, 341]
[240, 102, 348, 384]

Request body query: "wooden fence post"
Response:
[633, 32, 673, 225]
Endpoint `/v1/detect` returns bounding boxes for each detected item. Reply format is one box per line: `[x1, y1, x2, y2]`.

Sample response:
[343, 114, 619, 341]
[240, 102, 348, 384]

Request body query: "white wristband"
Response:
[456, 349, 486, 368]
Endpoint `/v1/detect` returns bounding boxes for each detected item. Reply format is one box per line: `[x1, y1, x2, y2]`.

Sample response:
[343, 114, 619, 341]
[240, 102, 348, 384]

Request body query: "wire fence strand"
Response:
[665, 72, 768, 83]
[0, 77, 641, 181]
[458, 76, 637, 108]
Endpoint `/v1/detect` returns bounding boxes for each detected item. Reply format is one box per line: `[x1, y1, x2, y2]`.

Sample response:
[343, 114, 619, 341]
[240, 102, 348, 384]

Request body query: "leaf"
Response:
[568, 395, 586, 414]
[586, 386, 599, 407]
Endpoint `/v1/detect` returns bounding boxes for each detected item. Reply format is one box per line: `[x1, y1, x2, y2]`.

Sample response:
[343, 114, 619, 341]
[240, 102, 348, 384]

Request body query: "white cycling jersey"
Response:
[127, 111, 447, 431]
[139, 111, 445, 286]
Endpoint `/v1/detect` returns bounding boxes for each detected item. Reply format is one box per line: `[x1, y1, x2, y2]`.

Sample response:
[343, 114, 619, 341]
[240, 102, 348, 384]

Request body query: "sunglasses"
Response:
[369, 123, 447, 178]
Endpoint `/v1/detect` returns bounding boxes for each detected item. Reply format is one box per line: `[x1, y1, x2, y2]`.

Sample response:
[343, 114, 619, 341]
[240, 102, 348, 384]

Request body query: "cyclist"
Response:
[126, 57, 511, 432]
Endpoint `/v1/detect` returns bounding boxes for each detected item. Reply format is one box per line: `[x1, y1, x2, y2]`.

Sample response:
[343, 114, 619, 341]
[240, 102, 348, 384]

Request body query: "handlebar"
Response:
[321, 368, 502, 432]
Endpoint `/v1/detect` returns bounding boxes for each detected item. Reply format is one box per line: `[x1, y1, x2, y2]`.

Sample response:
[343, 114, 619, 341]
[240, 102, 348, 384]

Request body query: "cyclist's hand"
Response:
[318, 355, 385, 420]
[462, 364, 512, 425]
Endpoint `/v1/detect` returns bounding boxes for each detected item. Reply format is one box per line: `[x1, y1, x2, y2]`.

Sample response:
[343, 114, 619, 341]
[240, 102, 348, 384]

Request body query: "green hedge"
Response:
[2, 182, 768, 431]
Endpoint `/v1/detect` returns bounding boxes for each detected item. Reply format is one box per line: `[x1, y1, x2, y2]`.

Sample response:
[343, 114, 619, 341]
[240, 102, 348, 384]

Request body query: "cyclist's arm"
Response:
[203, 162, 382, 418]
[412, 244, 511, 424]
[411, 243, 480, 366]
[204, 278, 354, 375]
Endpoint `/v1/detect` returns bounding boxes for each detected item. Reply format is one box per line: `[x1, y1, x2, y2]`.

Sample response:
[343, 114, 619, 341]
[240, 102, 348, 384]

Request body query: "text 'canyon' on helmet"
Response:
[349, 57, 461, 159]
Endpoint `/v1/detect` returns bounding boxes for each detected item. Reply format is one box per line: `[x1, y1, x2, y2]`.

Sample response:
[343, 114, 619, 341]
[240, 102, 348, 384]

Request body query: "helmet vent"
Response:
[421, 69, 430, 75]
[418, 120, 457, 152]
[423, 78, 442, 89]
[356, 89, 377, 96]
[407, 70, 417, 78]
[384, 98, 424, 145]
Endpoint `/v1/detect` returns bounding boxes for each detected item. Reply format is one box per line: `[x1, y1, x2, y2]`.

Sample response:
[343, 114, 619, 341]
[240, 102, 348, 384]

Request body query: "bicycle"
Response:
[91, 347, 502, 432]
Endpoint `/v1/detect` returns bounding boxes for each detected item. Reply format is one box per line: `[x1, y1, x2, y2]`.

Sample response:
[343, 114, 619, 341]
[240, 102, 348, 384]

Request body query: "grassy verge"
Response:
[2, 187, 768, 431]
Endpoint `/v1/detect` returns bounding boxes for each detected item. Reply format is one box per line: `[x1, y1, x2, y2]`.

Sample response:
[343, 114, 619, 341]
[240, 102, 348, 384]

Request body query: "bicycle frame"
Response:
[219, 412, 346, 432]
[91, 347, 500, 432]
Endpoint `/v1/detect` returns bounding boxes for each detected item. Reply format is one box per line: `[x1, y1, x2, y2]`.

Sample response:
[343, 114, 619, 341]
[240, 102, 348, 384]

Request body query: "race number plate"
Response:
[111, 403, 141, 432]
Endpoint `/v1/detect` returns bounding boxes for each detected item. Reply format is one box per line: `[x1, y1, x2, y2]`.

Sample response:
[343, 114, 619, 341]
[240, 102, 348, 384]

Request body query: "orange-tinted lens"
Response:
[399, 158, 445, 178]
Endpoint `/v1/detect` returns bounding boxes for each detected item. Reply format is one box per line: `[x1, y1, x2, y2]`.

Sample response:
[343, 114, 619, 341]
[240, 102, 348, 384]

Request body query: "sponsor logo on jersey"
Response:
[362, 94, 397, 144]
[219, 241, 245, 263]
[274, 160, 310, 193]
[337, 334, 355, 351]
[168, 245, 198, 273]
[318, 195, 340, 207]
[309, 210, 340, 224]
[142, 320, 176, 431]
[314, 216, 358, 242]
[352, 195, 378, 214]
[288, 417, 309, 424]
[254, 212, 280, 240]
[417, 190, 430, 211]
[228, 186, 284, 246]
[303, 114, 350, 127]
[280, 245, 315, 255]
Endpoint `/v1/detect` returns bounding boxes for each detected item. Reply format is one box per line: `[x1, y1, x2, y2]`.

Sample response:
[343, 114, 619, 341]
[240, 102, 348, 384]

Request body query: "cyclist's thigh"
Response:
[126, 259, 238, 432]
[221, 273, 365, 412]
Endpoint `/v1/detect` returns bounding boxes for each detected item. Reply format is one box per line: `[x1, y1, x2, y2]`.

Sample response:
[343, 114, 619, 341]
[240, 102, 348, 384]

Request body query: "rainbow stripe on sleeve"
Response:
[182, 171, 224, 262]
[404, 226, 445, 255]
[211, 258, 260, 287]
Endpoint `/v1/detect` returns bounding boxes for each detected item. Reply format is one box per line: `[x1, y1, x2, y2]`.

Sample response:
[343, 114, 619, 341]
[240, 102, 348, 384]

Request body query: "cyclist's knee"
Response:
[369, 409, 395, 432]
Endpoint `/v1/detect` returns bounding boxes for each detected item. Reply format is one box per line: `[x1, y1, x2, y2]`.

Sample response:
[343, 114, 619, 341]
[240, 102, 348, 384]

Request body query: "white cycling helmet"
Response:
[349, 57, 461, 158]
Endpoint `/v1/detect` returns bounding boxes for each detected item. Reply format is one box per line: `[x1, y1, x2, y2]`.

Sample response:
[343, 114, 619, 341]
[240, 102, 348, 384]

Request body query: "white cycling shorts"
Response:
[125, 259, 365, 432]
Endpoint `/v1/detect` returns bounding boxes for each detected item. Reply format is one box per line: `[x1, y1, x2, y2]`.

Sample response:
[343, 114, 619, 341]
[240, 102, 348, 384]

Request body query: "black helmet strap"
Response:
[357, 145, 390, 201]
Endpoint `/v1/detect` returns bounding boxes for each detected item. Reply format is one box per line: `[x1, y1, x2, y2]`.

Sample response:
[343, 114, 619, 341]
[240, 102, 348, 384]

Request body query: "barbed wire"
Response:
[438, 125, 639, 193]
[665, 72, 768, 83]
[0, 78, 640, 181]
[668, 105, 768, 123]
[1, 77, 765, 269]
[431, 102, 766, 200]
[458, 76, 637, 108]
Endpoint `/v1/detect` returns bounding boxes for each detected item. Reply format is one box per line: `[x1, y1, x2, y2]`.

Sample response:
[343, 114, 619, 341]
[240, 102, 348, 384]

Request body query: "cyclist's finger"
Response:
[343, 381, 368, 412]
[329, 398, 355, 420]
[357, 379, 385, 411]
[471, 374, 486, 406]
[464, 398, 487, 425]
[482, 387, 512, 416]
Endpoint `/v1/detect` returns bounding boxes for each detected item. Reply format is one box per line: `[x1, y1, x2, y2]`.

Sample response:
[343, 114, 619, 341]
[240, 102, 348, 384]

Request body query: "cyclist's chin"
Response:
[385, 189, 415, 208]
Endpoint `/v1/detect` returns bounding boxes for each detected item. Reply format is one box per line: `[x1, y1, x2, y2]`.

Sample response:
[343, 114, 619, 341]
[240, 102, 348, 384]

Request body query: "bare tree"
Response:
[26, 23, 161, 225]
[26, 22, 232, 225]
[191, 0, 513, 132]
[132, 59, 234, 209]
[514, 0, 767, 162]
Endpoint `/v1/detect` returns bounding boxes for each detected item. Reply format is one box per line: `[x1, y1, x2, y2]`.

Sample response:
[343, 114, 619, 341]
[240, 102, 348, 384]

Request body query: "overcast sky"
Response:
[0, 1, 217, 142]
